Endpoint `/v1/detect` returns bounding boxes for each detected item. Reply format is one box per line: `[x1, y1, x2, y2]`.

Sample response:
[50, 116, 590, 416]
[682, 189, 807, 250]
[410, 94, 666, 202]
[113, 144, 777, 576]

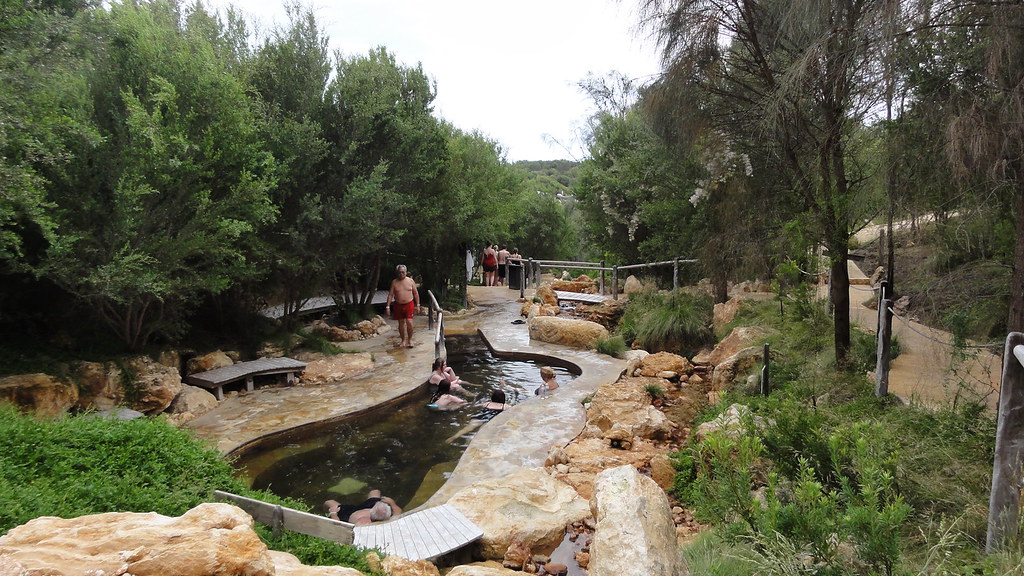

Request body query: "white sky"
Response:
[200, 0, 663, 162]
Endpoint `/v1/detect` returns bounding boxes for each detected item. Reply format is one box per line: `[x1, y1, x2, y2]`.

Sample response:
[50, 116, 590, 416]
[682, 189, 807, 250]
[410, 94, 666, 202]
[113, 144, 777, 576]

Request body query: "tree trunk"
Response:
[830, 248, 852, 367]
[1009, 189, 1024, 332]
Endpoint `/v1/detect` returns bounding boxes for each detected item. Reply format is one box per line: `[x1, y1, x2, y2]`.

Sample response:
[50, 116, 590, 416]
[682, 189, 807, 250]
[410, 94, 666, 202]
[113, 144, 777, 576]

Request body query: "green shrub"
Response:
[619, 290, 713, 354]
[0, 406, 375, 571]
[296, 329, 345, 356]
[595, 335, 627, 358]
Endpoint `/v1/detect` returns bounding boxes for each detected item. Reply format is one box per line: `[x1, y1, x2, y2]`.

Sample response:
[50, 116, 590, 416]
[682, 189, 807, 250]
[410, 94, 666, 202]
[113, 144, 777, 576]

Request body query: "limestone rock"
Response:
[300, 353, 375, 385]
[528, 316, 608, 349]
[187, 350, 234, 375]
[622, 275, 644, 294]
[447, 563, 522, 576]
[74, 361, 120, 411]
[637, 352, 692, 377]
[0, 503, 274, 576]
[535, 285, 559, 306]
[270, 550, 364, 575]
[692, 326, 776, 367]
[622, 349, 649, 378]
[710, 346, 763, 391]
[584, 379, 673, 441]
[168, 385, 219, 416]
[447, 467, 590, 560]
[712, 296, 743, 332]
[589, 465, 688, 576]
[311, 319, 362, 342]
[555, 437, 664, 500]
[355, 320, 377, 336]
[381, 554, 441, 576]
[648, 453, 678, 492]
[0, 373, 78, 417]
[694, 403, 767, 441]
[550, 279, 595, 293]
[126, 356, 183, 415]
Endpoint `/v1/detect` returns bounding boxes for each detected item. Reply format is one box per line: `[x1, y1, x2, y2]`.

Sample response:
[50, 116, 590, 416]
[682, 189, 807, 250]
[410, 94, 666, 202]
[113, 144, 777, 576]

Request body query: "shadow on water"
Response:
[234, 334, 575, 513]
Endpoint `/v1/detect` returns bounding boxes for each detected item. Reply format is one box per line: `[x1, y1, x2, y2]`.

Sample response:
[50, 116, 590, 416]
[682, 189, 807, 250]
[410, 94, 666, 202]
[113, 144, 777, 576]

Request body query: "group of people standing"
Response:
[480, 244, 519, 287]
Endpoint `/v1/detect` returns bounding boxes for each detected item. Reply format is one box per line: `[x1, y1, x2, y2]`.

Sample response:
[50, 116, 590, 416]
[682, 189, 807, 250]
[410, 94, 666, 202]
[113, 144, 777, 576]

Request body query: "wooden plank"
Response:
[352, 504, 482, 560]
[553, 290, 607, 304]
[212, 490, 354, 545]
[186, 357, 307, 388]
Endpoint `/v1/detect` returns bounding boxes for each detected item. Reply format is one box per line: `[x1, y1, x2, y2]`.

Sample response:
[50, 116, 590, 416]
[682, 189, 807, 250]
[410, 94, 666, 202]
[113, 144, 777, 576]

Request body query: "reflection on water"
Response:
[235, 334, 574, 513]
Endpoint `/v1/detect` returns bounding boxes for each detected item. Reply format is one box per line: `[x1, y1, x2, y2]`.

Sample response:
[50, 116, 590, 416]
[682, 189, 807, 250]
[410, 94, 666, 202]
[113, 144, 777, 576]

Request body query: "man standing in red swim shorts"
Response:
[385, 264, 419, 348]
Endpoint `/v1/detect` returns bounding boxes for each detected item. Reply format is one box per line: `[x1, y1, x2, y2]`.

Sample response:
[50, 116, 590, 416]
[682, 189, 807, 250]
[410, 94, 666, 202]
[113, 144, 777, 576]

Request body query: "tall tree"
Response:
[41, 0, 276, 349]
[638, 0, 898, 364]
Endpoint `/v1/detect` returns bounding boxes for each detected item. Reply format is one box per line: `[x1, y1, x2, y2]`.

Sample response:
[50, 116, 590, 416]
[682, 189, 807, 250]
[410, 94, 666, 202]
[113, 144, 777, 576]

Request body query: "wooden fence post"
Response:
[875, 296, 891, 398]
[600, 260, 605, 295]
[612, 266, 619, 301]
[760, 343, 770, 395]
[987, 332, 1024, 553]
[673, 258, 679, 291]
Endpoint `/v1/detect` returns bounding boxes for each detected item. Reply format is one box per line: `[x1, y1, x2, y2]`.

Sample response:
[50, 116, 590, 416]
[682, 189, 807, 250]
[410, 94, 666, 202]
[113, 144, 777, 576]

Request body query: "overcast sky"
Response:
[201, 0, 664, 162]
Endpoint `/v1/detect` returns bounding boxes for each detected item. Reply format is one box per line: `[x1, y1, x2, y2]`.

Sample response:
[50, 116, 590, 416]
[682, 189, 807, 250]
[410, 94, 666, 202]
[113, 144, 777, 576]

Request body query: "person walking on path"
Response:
[386, 264, 419, 348]
[496, 245, 510, 286]
[481, 244, 498, 286]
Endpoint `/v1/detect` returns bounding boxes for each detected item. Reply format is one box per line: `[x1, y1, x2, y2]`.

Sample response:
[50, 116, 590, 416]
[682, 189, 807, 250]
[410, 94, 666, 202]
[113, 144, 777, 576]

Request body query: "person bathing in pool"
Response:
[429, 357, 469, 394]
[428, 380, 466, 409]
[324, 489, 402, 525]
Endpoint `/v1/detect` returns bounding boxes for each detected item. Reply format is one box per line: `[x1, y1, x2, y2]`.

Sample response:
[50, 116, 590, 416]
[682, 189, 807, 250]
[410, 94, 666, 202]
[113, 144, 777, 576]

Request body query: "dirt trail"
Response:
[846, 260, 1001, 411]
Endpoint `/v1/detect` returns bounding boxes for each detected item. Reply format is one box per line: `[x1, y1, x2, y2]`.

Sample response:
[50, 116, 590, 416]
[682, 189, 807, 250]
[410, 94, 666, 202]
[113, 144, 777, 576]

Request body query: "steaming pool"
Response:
[232, 334, 577, 513]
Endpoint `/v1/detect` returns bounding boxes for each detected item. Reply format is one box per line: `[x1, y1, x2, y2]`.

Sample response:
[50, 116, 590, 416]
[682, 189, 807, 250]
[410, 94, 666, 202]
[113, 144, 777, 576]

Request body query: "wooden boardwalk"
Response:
[353, 503, 482, 560]
[213, 491, 482, 561]
[554, 290, 608, 304]
[261, 291, 389, 319]
[186, 357, 307, 400]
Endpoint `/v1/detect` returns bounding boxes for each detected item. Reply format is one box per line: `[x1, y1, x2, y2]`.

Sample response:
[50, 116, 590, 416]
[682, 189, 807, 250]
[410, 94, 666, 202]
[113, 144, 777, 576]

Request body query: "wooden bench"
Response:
[212, 490, 483, 561]
[186, 357, 307, 401]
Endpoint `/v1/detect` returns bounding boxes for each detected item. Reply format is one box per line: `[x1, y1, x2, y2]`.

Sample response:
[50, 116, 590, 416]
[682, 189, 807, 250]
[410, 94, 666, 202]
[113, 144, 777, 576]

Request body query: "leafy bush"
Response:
[618, 290, 713, 354]
[0, 406, 375, 571]
[595, 335, 627, 357]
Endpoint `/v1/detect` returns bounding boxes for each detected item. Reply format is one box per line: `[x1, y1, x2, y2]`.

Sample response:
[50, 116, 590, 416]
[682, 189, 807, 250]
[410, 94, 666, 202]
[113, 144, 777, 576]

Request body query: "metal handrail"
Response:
[426, 290, 445, 360]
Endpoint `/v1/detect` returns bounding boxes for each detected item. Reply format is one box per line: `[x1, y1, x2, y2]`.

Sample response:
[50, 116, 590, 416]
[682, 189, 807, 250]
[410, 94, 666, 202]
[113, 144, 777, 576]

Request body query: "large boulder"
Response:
[446, 467, 590, 560]
[636, 352, 693, 378]
[692, 326, 775, 367]
[74, 361, 120, 411]
[584, 378, 674, 441]
[0, 373, 78, 417]
[0, 503, 275, 576]
[447, 564, 522, 576]
[535, 285, 559, 306]
[167, 385, 219, 419]
[270, 550, 364, 575]
[550, 278, 595, 293]
[186, 350, 234, 375]
[710, 346, 763, 391]
[622, 275, 644, 294]
[528, 316, 608, 349]
[712, 296, 743, 332]
[553, 437, 665, 500]
[300, 353, 375, 385]
[589, 465, 688, 576]
[126, 356, 183, 415]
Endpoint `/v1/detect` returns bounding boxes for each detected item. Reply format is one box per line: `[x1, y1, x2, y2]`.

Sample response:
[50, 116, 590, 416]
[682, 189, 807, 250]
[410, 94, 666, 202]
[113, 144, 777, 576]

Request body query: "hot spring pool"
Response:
[233, 334, 576, 513]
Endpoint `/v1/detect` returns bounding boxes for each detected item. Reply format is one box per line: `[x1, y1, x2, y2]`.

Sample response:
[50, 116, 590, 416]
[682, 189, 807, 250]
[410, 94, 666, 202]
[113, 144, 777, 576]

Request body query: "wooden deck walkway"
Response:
[186, 357, 307, 400]
[352, 503, 482, 560]
[261, 291, 389, 319]
[212, 491, 482, 561]
[554, 290, 609, 304]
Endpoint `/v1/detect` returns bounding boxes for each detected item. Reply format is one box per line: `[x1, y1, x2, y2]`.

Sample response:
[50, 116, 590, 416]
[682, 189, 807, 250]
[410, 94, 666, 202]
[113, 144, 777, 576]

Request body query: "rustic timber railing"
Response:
[426, 290, 445, 360]
[507, 257, 697, 301]
[986, 332, 1024, 553]
[212, 490, 482, 561]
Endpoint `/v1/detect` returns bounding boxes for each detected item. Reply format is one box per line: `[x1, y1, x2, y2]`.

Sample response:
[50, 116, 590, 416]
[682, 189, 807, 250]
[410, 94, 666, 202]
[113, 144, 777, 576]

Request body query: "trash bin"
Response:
[507, 263, 523, 290]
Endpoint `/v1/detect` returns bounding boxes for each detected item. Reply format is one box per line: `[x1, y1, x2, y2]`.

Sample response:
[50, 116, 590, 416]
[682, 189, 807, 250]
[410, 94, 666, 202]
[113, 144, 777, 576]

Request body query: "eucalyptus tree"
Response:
[321, 47, 448, 307]
[574, 73, 700, 266]
[244, 2, 333, 322]
[41, 0, 277, 349]
[637, 0, 904, 365]
[946, 2, 1024, 333]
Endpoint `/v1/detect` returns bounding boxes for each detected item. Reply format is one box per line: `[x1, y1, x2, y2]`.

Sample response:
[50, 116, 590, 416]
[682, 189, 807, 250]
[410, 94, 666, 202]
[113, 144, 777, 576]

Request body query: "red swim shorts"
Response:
[390, 300, 415, 320]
